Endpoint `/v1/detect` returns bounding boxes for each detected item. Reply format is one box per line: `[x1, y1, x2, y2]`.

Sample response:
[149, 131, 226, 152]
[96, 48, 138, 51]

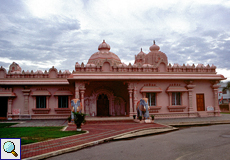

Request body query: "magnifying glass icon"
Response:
[3, 141, 18, 157]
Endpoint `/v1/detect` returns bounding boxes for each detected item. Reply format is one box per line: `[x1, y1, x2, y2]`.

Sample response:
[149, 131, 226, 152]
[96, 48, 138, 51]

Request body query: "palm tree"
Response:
[222, 81, 230, 93]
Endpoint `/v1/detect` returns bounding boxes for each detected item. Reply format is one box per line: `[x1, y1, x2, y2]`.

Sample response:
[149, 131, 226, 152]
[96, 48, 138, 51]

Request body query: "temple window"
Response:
[36, 96, 46, 108]
[58, 96, 68, 108]
[146, 93, 156, 106]
[172, 92, 181, 105]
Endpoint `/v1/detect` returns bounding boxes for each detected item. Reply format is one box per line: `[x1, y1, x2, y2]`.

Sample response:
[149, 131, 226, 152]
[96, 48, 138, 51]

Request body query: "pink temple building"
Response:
[0, 40, 226, 120]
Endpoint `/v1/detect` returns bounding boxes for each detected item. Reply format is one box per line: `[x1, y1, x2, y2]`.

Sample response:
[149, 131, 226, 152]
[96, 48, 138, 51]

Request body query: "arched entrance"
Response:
[97, 94, 109, 116]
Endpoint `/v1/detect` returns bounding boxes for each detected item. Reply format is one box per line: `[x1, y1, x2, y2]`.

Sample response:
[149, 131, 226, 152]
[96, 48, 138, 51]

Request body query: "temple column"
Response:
[133, 85, 138, 113]
[22, 89, 31, 114]
[8, 98, 13, 115]
[111, 96, 115, 116]
[212, 83, 221, 116]
[187, 83, 196, 117]
[128, 89, 133, 117]
[168, 92, 172, 106]
[75, 82, 80, 99]
[80, 88, 86, 113]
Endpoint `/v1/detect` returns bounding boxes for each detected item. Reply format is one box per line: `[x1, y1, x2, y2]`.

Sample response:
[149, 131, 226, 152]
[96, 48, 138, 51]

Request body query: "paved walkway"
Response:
[155, 114, 230, 126]
[2, 114, 230, 160]
[21, 122, 169, 160]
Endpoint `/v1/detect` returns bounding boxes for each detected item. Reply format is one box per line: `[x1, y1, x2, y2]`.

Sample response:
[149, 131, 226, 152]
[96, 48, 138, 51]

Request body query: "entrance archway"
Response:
[97, 94, 109, 116]
[0, 97, 8, 119]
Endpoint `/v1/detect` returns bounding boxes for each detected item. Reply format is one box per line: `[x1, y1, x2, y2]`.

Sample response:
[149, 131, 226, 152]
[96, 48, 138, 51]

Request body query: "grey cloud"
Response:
[0, 8, 81, 67]
[0, 61, 11, 69]
[202, 30, 220, 39]
[163, 30, 230, 69]
[0, 0, 27, 15]
[0, 40, 14, 48]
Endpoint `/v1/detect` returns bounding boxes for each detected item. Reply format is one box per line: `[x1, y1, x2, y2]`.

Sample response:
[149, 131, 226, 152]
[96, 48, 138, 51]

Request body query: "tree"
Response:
[222, 81, 230, 93]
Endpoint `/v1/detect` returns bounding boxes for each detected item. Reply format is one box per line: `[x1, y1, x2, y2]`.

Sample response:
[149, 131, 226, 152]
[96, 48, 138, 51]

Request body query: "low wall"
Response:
[219, 103, 230, 112]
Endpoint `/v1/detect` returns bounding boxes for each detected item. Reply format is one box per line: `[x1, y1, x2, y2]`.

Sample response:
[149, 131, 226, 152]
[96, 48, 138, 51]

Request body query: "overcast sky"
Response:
[0, 0, 229, 81]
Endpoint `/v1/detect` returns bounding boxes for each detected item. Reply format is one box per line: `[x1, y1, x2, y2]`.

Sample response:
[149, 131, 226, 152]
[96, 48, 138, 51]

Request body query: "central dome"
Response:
[149, 40, 160, 51]
[87, 40, 121, 66]
[144, 41, 168, 66]
[98, 40, 111, 50]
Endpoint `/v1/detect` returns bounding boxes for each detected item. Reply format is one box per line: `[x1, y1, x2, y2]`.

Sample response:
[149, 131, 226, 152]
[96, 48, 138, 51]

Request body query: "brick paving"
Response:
[21, 122, 167, 159]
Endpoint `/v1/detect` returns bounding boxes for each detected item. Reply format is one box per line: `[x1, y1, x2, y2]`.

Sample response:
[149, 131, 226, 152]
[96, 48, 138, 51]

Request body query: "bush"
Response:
[219, 104, 229, 112]
[73, 112, 86, 128]
[139, 116, 142, 121]
[151, 115, 155, 120]
[67, 115, 71, 123]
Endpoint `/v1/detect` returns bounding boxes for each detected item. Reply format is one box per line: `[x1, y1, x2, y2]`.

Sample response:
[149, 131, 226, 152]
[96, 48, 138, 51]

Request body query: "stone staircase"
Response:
[85, 116, 134, 124]
[198, 111, 209, 117]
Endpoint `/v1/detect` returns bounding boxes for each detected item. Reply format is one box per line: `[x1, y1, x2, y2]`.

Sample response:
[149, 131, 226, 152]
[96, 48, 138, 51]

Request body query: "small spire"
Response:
[153, 40, 155, 45]
[103, 40, 105, 43]
[141, 48, 142, 51]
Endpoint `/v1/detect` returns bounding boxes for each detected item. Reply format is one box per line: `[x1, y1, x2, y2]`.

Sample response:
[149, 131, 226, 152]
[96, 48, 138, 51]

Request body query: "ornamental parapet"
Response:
[74, 62, 216, 73]
[0, 62, 217, 79]
[0, 65, 71, 79]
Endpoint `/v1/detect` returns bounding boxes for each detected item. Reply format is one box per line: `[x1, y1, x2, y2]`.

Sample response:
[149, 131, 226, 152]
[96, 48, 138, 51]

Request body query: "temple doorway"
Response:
[97, 94, 109, 116]
[0, 97, 8, 119]
[197, 94, 205, 111]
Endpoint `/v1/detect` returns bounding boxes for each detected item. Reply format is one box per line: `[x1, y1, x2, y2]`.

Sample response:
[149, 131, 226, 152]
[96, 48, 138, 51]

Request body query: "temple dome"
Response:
[87, 40, 121, 66]
[137, 48, 146, 56]
[149, 40, 160, 51]
[98, 40, 111, 50]
[134, 48, 146, 65]
[145, 41, 168, 66]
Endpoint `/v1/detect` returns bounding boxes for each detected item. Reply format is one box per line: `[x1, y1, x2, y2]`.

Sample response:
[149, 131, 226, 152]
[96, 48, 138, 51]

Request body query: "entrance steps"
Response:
[198, 111, 209, 117]
[85, 116, 134, 124]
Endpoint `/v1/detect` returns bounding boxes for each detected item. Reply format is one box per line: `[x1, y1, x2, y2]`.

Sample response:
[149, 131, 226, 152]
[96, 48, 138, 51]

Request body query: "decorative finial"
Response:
[141, 48, 142, 51]
[103, 40, 105, 43]
[153, 40, 155, 45]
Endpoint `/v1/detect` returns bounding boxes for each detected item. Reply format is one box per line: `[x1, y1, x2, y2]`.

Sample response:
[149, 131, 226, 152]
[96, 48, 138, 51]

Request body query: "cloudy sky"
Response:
[0, 0, 229, 81]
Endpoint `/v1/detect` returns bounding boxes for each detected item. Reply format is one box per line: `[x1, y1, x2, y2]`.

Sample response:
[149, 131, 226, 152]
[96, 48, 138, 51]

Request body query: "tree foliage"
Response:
[222, 81, 230, 92]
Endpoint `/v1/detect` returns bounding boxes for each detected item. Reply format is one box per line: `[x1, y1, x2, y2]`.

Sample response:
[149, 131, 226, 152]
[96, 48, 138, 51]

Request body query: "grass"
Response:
[0, 123, 85, 145]
[221, 112, 230, 114]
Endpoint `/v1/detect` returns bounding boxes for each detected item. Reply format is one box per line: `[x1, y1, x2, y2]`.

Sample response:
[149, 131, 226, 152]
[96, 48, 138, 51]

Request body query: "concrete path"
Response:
[155, 114, 230, 126]
[8, 119, 68, 127]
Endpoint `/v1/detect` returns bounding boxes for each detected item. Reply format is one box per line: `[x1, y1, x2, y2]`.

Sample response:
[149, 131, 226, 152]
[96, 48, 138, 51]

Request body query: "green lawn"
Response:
[0, 123, 85, 145]
[221, 112, 230, 114]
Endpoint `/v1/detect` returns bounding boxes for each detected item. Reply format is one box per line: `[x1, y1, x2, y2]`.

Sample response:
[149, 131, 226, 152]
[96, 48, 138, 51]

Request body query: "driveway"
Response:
[46, 124, 230, 160]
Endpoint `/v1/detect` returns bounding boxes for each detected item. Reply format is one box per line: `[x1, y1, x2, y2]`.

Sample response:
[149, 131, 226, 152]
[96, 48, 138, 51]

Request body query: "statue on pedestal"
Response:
[136, 98, 150, 120]
[71, 99, 82, 122]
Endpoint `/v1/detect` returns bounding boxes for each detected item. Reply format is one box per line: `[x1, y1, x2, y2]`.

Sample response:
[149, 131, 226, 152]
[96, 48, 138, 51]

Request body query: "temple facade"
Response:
[0, 40, 226, 120]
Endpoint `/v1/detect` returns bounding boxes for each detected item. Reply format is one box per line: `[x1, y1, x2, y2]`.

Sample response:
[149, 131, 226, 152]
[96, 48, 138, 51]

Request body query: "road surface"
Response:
[46, 124, 230, 160]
